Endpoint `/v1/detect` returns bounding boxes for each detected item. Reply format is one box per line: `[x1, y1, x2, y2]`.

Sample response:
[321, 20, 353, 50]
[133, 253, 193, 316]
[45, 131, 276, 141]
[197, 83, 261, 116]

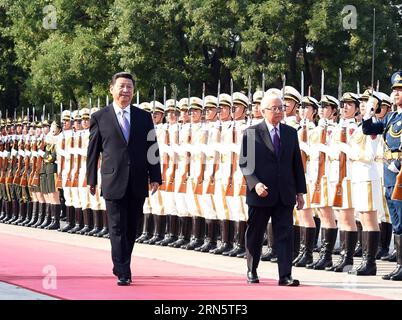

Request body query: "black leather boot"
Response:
[330, 231, 357, 272]
[38, 203, 52, 229]
[33, 203, 46, 228]
[354, 221, 363, 257]
[169, 216, 191, 248]
[225, 221, 247, 257]
[313, 216, 321, 252]
[0, 200, 5, 221]
[13, 201, 27, 225]
[68, 208, 84, 233]
[326, 230, 345, 271]
[78, 209, 93, 235]
[95, 210, 109, 237]
[20, 201, 32, 226]
[293, 227, 306, 265]
[136, 213, 154, 243]
[26, 202, 38, 227]
[59, 189, 66, 221]
[6, 200, 19, 224]
[350, 231, 379, 276]
[306, 228, 337, 270]
[383, 234, 402, 280]
[209, 219, 233, 254]
[333, 228, 346, 255]
[60, 206, 75, 232]
[46, 204, 61, 230]
[158, 215, 179, 246]
[87, 210, 102, 236]
[294, 227, 315, 267]
[261, 222, 277, 261]
[145, 215, 167, 245]
[377, 222, 392, 259]
[181, 217, 205, 250]
[196, 219, 218, 252]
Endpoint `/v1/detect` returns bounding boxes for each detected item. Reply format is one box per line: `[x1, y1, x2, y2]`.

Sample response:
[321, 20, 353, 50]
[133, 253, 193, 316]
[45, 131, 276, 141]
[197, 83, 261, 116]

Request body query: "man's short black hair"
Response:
[110, 72, 135, 86]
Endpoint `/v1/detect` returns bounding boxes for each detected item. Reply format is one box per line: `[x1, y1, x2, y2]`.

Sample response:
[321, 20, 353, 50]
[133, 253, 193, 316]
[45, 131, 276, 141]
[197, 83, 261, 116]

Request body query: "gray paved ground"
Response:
[1, 222, 401, 300]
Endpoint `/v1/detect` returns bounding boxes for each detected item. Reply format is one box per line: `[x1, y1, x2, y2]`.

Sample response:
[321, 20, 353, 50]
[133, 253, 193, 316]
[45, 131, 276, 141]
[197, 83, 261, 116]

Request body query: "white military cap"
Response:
[320, 95, 339, 108]
[379, 92, 392, 107]
[302, 96, 319, 109]
[178, 98, 189, 110]
[150, 101, 165, 113]
[165, 99, 179, 112]
[90, 107, 100, 115]
[61, 110, 71, 121]
[253, 90, 264, 102]
[189, 97, 203, 110]
[341, 92, 360, 104]
[284, 86, 302, 104]
[218, 94, 231, 107]
[72, 110, 81, 121]
[233, 92, 249, 108]
[204, 95, 217, 108]
[79, 108, 90, 120]
[139, 102, 152, 113]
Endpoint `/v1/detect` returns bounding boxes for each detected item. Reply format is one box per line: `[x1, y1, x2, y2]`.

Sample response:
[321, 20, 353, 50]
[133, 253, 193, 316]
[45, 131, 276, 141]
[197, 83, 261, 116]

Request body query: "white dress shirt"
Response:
[113, 102, 131, 126]
[264, 120, 280, 142]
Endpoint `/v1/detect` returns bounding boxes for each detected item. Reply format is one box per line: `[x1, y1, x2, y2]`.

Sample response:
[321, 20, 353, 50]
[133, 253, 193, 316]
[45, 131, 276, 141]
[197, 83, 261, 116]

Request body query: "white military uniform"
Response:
[70, 110, 82, 210]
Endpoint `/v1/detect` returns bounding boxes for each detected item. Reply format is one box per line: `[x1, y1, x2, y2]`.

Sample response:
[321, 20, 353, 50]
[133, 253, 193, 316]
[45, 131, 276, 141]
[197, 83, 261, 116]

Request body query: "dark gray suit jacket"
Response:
[86, 104, 162, 200]
[240, 121, 306, 207]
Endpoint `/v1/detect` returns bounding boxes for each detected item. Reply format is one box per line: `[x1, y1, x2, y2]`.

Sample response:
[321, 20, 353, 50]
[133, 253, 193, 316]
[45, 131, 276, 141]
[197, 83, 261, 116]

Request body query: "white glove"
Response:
[37, 150, 45, 157]
[363, 97, 376, 120]
[299, 141, 309, 155]
[318, 118, 328, 128]
[18, 150, 25, 157]
[299, 119, 307, 127]
[388, 161, 400, 174]
[11, 149, 17, 157]
[24, 151, 31, 157]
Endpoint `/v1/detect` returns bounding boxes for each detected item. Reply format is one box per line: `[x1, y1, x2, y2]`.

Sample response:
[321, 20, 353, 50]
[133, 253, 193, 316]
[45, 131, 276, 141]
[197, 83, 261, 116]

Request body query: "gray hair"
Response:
[260, 88, 284, 111]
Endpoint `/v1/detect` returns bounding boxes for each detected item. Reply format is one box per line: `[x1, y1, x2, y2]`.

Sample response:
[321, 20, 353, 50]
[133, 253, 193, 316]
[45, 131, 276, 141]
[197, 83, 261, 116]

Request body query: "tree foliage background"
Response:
[0, 0, 401, 115]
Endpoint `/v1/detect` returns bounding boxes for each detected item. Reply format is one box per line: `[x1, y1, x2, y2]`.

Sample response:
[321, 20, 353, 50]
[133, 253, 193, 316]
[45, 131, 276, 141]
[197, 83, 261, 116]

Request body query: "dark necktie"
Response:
[118, 109, 130, 143]
[273, 127, 280, 157]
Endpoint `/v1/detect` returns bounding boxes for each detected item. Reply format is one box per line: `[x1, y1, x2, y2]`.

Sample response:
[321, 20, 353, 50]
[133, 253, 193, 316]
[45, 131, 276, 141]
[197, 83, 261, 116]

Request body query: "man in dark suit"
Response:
[87, 72, 162, 286]
[240, 88, 306, 286]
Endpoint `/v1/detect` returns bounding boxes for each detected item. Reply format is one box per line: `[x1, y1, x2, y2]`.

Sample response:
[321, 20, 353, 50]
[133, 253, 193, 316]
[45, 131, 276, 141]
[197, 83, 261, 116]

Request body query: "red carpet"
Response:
[0, 233, 384, 300]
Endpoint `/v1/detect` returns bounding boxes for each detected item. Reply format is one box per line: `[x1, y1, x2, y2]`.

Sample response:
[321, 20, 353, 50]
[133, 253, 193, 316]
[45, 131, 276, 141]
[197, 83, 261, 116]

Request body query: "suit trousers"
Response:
[105, 178, 145, 278]
[246, 202, 294, 279]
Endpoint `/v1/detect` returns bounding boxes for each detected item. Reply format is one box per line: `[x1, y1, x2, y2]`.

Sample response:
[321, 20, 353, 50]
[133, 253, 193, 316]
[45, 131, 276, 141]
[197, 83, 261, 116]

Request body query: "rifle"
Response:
[165, 84, 178, 193]
[311, 70, 326, 204]
[0, 141, 4, 185]
[12, 138, 24, 185]
[28, 138, 37, 187]
[332, 68, 347, 207]
[56, 130, 65, 189]
[225, 79, 235, 197]
[160, 86, 169, 191]
[300, 71, 308, 173]
[6, 138, 18, 185]
[177, 84, 192, 193]
[20, 142, 30, 187]
[206, 80, 221, 195]
[65, 101, 74, 187]
[72, 131, 81, 188]
[194, 83, 207, 195]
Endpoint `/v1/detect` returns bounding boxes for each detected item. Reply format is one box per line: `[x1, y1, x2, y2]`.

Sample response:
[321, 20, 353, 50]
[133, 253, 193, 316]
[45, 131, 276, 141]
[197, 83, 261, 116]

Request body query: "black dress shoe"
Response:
[247, 271, 259, 284]
[117, 277, 131, 286]
[278, 276, 300, 286]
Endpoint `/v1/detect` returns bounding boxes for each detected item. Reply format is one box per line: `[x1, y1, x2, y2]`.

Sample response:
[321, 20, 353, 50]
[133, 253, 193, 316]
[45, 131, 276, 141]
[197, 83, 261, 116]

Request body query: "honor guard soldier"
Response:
[42, 119, 62, 230]
[136, 102, 155, 242]
[57, 109, 75, 232]
[306, 95, 340, 270]
[250, 90, 264, 125]
[362, 71, 402, 281]
[194, 95, 219, 253]
[20, 120, 33, 226]
[223, 92, 249, 258]
[144, 101, 167, 245]
[86, 106, 109, 237]
[0, 120, 9, 223]
[283, 86, 304, 259]
[293, 96, 319, 267]
[157, 99, 180, 246]
[168, 98, 192, 249]
[181, 97, 206, 250]
[209, 93, 235, 255]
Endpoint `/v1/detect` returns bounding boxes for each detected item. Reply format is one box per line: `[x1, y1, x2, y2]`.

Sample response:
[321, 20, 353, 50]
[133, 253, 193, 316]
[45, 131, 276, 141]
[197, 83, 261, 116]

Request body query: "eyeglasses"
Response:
[266, 106, 284, 113]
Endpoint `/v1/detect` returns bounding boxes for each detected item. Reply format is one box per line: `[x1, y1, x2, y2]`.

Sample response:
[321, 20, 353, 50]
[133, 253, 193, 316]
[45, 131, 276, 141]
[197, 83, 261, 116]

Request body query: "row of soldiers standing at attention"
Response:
[0, 107, 110, 239]
[1, 71, 401, 281]
[135, 74, 402, 281]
